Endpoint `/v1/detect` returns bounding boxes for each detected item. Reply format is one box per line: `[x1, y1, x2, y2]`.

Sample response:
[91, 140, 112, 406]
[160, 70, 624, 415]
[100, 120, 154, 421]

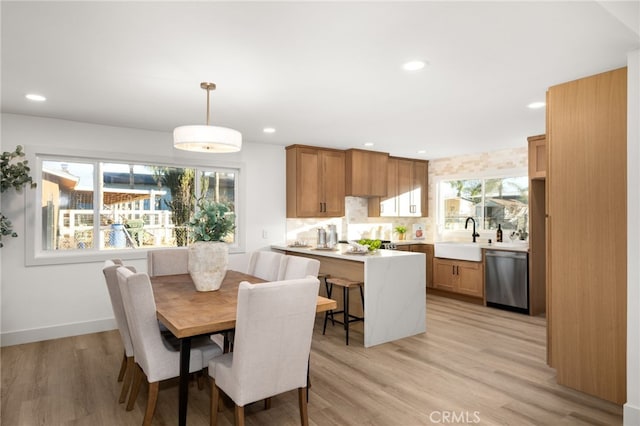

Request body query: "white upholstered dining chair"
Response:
[146, 247, 189, 277]
[116, 267, 223, 426]
[208, 276, 320, 426]
[279, 256, 320, 280]
[247, 250, 287, 281]
[102, 259, 137, 404]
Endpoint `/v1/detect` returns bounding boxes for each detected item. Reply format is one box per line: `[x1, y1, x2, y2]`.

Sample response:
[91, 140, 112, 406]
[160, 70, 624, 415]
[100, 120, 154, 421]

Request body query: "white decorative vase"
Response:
[188, 241, 229, 292]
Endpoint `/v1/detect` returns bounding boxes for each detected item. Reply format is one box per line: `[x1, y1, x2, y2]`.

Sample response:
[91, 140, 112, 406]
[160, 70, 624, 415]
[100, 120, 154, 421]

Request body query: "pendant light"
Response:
[173, 82, 242, 153]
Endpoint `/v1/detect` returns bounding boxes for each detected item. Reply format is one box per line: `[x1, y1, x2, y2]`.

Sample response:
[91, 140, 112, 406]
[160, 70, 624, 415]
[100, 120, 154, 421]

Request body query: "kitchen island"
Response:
[272, 244, 426, 347]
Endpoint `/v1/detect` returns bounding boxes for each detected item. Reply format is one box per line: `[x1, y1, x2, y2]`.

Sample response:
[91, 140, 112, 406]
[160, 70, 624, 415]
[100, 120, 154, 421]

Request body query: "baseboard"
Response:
[624, 402, 640, 426]
[0, 318, 117, 347]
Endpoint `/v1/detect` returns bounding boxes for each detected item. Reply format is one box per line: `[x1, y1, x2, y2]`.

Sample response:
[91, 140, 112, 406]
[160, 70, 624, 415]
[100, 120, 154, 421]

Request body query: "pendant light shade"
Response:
[173, 82, 242, 153]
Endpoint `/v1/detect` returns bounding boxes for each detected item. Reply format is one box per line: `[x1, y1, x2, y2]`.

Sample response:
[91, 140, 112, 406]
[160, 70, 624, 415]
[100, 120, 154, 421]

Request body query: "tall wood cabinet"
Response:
[528, 134, 546, 317]
[547, 67, 627, 404]
[286, 145, 345, 218]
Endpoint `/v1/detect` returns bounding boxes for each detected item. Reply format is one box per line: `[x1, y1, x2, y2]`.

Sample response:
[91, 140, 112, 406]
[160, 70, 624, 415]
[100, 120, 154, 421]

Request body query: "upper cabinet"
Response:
[369, 157, 428, 217]
[528, 134, 546, 179]
[345, 149, 389, 197]
[286, 145, 345, 218]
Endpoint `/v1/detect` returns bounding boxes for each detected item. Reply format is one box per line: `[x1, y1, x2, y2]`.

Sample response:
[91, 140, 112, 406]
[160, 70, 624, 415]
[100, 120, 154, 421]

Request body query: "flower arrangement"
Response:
[188, 198, 235, 242]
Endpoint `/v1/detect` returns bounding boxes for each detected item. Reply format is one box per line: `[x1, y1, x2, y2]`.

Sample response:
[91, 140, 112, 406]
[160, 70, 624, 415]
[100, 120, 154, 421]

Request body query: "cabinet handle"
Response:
[323, 202, 327, 212]
[452, 265, 455, 275]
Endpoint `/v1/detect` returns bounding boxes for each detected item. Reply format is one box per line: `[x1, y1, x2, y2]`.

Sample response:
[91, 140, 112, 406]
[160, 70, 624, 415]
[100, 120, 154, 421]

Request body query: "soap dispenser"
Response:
[496, 224, 503, 242]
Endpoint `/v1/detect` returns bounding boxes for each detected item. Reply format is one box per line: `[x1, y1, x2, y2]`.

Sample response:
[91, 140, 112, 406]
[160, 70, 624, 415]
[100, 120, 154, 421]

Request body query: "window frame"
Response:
[435, 168, 528, 241]
[24, 145, 245, 266]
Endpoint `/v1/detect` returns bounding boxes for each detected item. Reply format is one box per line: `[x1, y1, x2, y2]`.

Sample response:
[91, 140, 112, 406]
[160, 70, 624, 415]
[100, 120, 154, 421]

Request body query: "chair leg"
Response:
[264, 397, 272, 410]
[126, 364, 144, 411]
[210, 379, 219, 426]
[235, 404, 245, 426]
[143, 381, 159, 426]
[118, 356, 135, 403]
[117, 350, 127, 382]
[298, 387, 309, 426]
[322, 281, 334, 335]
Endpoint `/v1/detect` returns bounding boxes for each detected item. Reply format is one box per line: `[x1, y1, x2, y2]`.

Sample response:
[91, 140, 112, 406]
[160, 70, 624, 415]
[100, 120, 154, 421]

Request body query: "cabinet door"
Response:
[456, 261, 483, 298]
[380, 157, 398, 216]
[397, 159, 414, 216]
[433, 258, 455, 291]
[321, 150, 345, 217]
[345, 150, 388, 197]
[528, 135, 546, 179]
[296, 148, 322, 217]
[411, 160, 428, 217]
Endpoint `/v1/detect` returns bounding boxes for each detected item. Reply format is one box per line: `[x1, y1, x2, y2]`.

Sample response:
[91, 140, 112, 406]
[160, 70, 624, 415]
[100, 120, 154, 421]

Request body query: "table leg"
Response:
[179, 336, 192, 426]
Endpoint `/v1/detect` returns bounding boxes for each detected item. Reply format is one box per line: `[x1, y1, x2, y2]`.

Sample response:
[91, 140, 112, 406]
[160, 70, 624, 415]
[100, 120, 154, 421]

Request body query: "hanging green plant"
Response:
[1, 145, 37, 247]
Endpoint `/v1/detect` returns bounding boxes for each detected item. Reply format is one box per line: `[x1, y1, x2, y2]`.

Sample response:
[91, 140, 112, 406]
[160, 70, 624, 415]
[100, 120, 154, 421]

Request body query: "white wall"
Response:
[0, 113, 286, 346]
[625, 49, 640, 426]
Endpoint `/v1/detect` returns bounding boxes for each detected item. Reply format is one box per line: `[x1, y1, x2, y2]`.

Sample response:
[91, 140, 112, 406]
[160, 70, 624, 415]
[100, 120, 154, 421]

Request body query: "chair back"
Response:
[147, 247, 189, 277]
[222, 277, 320, 406]
[247, 251, 287, 281]
[279, 256, 320, 280]
[227, 252, 252, 274]
[116, 267, 203, 382]
[102, 259, 136, 357]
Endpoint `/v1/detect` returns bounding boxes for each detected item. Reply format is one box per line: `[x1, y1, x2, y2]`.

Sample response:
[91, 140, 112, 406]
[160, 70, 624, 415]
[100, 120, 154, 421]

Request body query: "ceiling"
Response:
[2, 1, 638, 160]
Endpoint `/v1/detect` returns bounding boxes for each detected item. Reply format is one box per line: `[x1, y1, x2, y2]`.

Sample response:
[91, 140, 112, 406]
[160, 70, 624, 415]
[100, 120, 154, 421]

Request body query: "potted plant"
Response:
[187, 198, 236, 291]
[394, 225, 407, 241]
[1, 145, 36, 248]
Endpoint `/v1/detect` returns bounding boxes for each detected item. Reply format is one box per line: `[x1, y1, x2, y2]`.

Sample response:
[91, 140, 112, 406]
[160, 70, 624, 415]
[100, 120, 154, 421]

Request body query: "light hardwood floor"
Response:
[1, 295, 622, 425]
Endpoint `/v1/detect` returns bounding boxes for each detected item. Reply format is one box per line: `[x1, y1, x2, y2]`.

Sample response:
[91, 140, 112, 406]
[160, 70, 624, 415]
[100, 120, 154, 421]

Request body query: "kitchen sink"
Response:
[434, 242, 483, 261]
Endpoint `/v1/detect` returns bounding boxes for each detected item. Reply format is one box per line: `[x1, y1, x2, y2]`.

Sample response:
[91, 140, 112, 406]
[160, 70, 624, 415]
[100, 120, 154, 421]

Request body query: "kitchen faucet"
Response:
[465, 217, 480, 243]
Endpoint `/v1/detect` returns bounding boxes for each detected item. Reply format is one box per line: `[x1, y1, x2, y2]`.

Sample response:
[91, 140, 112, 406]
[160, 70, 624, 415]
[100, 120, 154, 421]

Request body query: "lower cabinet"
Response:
[433, 257, 483, 298]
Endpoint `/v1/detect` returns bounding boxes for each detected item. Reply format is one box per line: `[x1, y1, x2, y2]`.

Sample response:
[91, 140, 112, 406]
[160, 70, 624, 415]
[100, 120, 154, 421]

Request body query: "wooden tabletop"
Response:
[151, 270, 337, 339]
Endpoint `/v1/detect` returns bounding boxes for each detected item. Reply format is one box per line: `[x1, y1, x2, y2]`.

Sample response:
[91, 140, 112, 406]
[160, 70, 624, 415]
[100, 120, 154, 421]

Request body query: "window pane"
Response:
[441, 179, 482, 230]
[41, 161, 95, 250]
[37, 156, 241, 256]
[483, 177, 528, 232]
[200, 171, 236, 243]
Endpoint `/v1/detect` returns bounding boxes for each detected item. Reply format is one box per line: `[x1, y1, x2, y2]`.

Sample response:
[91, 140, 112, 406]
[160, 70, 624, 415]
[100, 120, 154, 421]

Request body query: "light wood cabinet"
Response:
[547, 67, 627, 404]
[528, 134, 546, 318]
[528, 134, 546, 179]
[433, 258, 483, 298]
[345, 149, 388, 197]
[286, 145, 345, 218]
[368, 157, 428, 217]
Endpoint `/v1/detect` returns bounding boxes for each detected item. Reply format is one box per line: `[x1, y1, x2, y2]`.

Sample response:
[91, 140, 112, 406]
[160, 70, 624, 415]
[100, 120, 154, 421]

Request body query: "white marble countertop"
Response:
[271, 243, 422, 262]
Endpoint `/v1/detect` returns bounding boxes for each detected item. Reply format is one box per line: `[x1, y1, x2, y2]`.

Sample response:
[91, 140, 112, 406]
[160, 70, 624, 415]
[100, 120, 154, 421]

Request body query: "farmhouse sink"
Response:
[434, 242, 483, 262]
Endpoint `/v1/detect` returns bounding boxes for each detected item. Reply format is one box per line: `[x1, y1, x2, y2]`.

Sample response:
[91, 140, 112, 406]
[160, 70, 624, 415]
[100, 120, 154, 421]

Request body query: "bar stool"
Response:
[322, 277, 364, 345]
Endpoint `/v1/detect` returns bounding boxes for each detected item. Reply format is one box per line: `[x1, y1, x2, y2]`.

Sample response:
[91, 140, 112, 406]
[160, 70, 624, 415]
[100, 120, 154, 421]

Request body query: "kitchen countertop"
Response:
[271, 243, 422, 261]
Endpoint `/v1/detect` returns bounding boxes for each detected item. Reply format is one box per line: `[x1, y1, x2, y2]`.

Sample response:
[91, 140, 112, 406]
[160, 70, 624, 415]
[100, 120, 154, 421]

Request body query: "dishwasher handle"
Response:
[485, 251, 527, 260]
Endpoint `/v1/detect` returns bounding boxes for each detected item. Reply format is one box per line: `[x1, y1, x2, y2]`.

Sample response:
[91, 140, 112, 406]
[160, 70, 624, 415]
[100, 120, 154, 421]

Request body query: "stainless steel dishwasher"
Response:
[485, 250, 529, 314]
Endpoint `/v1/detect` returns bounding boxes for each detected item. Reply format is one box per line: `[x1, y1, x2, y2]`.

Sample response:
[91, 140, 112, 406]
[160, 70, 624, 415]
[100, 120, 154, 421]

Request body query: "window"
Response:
[37, 156, 239, 255]
[438, 175, 528, 236]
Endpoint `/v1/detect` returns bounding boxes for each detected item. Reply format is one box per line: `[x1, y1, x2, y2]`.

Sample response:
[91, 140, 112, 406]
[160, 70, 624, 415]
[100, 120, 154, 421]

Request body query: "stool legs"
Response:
[344, 285, 350, 345]
[322, 280, 335, 335]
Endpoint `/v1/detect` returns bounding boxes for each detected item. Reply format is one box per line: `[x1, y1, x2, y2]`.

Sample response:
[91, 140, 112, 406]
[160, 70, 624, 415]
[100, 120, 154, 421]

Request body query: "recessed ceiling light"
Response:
[528, 101, 546, 109]
[417, 150, 426, 154]
[364, 142, 374, 147]
[25, 93, 46, 102]
[402, 61, 426, 71]
[263, 127, 276, 134]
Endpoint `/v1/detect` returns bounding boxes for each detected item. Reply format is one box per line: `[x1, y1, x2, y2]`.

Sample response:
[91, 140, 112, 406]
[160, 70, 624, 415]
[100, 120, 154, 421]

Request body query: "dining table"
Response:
[151, 270, 337, 426]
